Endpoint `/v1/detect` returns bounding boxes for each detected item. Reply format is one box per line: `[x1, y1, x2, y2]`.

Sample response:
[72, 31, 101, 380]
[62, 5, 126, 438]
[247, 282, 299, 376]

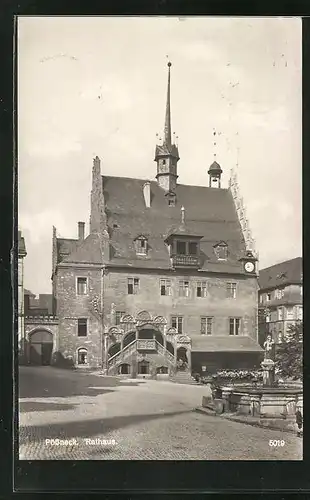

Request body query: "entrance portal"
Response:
[29, 330, 53, 365]
[119, 363, 130, 375]
[176, 346, 188, 371]
[138, 360, 150, 375]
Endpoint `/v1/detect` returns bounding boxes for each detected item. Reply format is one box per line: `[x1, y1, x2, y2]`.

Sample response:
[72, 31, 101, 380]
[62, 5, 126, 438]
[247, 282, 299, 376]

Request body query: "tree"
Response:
[275, 321, 303, 380]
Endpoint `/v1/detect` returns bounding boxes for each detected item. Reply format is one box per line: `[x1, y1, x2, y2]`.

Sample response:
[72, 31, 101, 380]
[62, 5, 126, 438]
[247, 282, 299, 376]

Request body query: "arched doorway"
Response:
[77, 347, 88, 365]
[156, 366, 168, 374]
[177, 346, 188, 371]
[119, 363, 131, 375]
[138, 359, 150, 375]
[29, 329, 53, 365]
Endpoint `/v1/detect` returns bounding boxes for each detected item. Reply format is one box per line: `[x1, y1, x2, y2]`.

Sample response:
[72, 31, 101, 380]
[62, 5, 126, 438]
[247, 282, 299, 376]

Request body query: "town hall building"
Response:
[51, 62, 263, 376]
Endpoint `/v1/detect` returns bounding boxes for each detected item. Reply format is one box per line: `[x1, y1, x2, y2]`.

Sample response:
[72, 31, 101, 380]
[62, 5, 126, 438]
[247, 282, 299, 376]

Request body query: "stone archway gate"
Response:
[24, 315, 59, 365]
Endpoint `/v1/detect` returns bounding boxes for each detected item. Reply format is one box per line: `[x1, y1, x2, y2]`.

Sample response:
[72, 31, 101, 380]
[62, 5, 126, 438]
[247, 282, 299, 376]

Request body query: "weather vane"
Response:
[213, 128, 217, 159]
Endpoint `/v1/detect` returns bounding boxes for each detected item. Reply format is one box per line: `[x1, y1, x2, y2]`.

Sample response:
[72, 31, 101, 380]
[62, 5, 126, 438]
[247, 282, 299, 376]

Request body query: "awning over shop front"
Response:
[191, 335, 263, 353]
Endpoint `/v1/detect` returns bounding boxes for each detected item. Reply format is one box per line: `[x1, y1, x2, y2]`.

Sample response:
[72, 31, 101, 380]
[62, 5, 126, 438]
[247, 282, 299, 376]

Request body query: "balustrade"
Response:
[172, 254, 199, 267]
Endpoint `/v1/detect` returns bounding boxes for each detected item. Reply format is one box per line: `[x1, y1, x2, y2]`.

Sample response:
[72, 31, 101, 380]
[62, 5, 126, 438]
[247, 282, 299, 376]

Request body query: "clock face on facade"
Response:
[244, 261, 255, 273]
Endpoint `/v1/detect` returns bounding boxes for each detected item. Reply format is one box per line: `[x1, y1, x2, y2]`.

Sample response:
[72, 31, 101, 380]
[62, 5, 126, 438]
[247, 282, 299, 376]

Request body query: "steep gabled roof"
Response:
[258, 257, 302, 291]
[103, 176, 246, 272]
[56, 233, 105, 266]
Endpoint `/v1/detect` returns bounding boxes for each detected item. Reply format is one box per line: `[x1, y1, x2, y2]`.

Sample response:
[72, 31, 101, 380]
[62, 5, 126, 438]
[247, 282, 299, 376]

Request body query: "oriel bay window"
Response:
[160, 279, 171, 296]
[229, 317, 240, 336]
[171, 315, 183, 334]
[165, 232, 203, 269]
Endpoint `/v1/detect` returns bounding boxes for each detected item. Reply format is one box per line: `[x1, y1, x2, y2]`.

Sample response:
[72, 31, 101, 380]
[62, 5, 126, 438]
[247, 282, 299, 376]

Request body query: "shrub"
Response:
[275, 321, 303, 381]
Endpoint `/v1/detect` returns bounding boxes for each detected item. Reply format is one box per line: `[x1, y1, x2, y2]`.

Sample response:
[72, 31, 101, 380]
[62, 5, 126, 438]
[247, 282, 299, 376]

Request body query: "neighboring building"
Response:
[18, 231, 27, 353]
[24, 291, 53, 316]
[52, 62, 263, 374]
[258, 257, 302, 345]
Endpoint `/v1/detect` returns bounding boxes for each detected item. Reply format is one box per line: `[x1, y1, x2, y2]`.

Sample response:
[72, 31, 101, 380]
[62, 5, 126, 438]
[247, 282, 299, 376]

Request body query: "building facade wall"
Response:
[55, 265, 103, 367]
[103, 268, 259, 341]
[55, 264, 259, 368]
[258, 283, 303, 345]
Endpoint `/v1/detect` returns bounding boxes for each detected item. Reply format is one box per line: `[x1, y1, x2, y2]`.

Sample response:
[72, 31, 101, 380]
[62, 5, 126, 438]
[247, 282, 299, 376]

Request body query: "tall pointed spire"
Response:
[154, 61, 179, 193]
[164, 62, 172, 147]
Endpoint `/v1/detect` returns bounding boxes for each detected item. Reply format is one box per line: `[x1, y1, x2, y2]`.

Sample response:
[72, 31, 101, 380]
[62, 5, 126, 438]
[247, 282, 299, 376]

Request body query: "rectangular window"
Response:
[77, 318, 87, 337]
[196, 281, 207, 298]
[115, 311, 125, 325]
[226, 282, 237, 299]
[229, 317, 240, 336]
[201, 317, 213, 335]
[278, 307, 284, 321]
[179, 280, 190, 297]
[276, 288, 284, 299]
[266, 293, 272, 302]
[189, 242, 198, 255]
[128, 278, 139, 295]
[160, 279, 171, 296]
[176, 241, 186, 255]
[77, 277, 87, 295]
[259, 294, 263, 304]
[171, 315, 183, 334]
[286, 307, 294, 320]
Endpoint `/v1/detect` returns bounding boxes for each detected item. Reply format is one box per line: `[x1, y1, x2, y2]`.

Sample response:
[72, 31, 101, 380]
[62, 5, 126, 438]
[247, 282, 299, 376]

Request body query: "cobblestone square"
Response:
[18, 366, 302, 460]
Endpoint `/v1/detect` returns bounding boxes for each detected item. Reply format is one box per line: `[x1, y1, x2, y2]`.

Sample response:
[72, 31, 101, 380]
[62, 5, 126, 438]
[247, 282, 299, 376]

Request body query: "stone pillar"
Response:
[250, 395, 261, 417]
[221, 388, 232, 413]
[187, 348, 192, 373]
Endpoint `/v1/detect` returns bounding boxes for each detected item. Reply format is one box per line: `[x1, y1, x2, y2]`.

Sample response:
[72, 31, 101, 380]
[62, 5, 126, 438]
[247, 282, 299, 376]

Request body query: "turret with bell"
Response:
[208, 160, 223, 188]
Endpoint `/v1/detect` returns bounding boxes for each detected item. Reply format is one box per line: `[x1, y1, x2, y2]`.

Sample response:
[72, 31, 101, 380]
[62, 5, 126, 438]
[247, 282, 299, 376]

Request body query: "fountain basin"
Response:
[208, 383, 303, 418]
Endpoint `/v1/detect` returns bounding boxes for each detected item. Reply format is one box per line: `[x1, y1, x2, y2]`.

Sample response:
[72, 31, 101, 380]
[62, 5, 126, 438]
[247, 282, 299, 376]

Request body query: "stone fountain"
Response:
[202, 334, 303, 421]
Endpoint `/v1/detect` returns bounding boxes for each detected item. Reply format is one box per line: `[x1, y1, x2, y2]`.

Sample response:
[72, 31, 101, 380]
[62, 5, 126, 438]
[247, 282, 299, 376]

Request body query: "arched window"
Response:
[77, 348, 88, 365]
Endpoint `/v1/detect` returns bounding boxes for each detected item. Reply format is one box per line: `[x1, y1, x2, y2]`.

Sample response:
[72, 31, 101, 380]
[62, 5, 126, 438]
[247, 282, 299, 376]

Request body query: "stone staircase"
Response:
[170, 371, 198, 385]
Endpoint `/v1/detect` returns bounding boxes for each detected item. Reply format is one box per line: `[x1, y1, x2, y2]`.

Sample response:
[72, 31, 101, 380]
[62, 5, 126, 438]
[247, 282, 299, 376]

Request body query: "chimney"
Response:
[78, 221, 85, 241]
[143, 181, 151, 208]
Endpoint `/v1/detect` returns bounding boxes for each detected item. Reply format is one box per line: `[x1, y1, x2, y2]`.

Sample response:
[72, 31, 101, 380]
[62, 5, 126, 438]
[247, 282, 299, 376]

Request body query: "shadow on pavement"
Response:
[19, 409, 193, 444]
[18, 367, 144, 399]
[19, 401, 77, 413]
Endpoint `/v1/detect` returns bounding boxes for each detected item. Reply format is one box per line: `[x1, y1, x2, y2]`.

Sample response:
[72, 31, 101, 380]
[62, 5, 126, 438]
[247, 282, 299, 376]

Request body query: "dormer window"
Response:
[134, 235, 148, 256]
[214, 242, 228, 260]
[166, 191, 176, 207]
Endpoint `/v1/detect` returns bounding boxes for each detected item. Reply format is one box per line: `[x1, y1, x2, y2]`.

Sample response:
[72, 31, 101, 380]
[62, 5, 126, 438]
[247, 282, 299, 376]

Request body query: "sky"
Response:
[18, 16, 302, 295]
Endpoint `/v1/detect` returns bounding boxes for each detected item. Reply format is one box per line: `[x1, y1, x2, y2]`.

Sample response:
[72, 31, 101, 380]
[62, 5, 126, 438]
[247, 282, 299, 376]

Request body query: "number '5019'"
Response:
[269, 440, 285, 447]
